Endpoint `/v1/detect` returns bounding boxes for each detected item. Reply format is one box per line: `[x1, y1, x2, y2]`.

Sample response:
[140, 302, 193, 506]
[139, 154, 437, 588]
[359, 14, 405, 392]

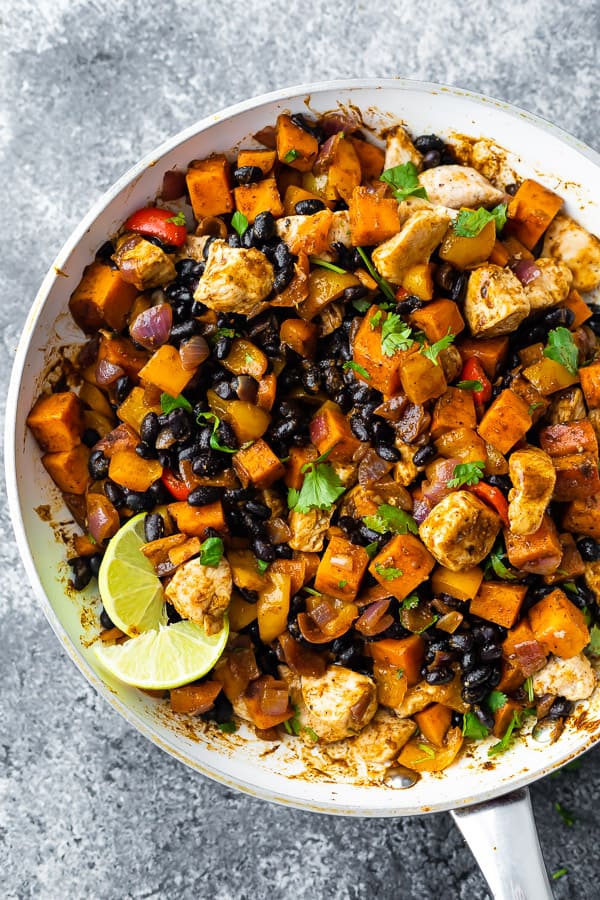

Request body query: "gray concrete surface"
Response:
[2, 1, 599, 897]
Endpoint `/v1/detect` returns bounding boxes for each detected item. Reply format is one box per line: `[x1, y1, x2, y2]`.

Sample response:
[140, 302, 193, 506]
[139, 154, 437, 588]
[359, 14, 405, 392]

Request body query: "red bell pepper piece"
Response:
[459, 357, 492, 405]
[470, 481, 509, 526]
[123, 207, 187, 247]
[161, 469, 190, 500]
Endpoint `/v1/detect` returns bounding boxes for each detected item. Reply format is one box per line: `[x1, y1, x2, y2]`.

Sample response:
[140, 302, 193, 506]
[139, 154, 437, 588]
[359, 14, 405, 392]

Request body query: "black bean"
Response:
[188, 486, 221, 506]
[149, 480, 171, 505]
[192, 451, 222, 477]
[375, 443, 400, 462]
[412, 444, 436, 466]
[125, 490, 155, 512]
[487, 665, 502, 688]
[421, 149, 441, 169]
[240, 227, 255, 249]
[424, 667, 455, 685]
[170, 320, 199, 342]
[100, 606, 115, 629]
[577, 537, 600, 561]
[300, 361, 321, 392]
[166, 603, 183, 624]
[472, 622, 503, 644]
[88, 449, 109, 480]
[461, 649, 478, 672]
[157, 449, 176, 470]
[290, 113, 324, 142]
[213, 336, 232, 359]
[140, 412, 160, 446]
[233, 165, 263, 185]
[115, 376, 133, 405]
[213, 380, 237, 400]
[216, 420, 237, 451]
[451, 272, 469, 303]
[104, 479, 125, 509]
[295, 199, 326, 215]
[274, 543, 293, 559]
[337, 515, 359, 537]
[144, 512, 165, 543]
[254, 643, 280, 678]
[176, 258, 202, 280]
[252, 538, 276, 562]
[135, 441, 157, 460]
[82, 428, 100, 448]
[414, 134, 445, 153]
[479, 642, 503, 662]
[246, 501, 271, 520]
[239, 588, 259, 604]
[349, 415, 370, 441]
[212, 692, 234, 724]
[434, 262, 455, 292]
[228, 233, 241, 248]
[252, 211, 276, 243]
[505, 183, 518, 195]
[203, 236, 217, 259]
[333, 199, 349, 212]
[448, 632, 474, 652]
[487, 474, 511, 493]
[336, 643, 364, 668]
[223, 488, 254, 504]
[241, 511, 266, 538]
[273, 264, 295, 293]
[548, 697, 573, 719]
[474, 705, 495, 732]
[396, 295, 425, 314]
[165, 283, 193, 304]
[462, 684, 488, 704]
[89, 554, 102, 577]
[95, 240, 115, 264]
[69, 556, 92, 591]
[273, 242, 295, 270]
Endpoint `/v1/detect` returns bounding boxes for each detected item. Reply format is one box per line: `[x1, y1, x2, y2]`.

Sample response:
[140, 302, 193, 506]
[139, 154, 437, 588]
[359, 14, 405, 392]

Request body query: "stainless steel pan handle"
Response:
[451, 787, 553, 900]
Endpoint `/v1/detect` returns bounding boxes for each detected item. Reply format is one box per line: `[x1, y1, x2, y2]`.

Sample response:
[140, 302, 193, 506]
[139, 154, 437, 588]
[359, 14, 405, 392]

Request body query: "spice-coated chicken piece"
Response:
[392, 676, 469, 717]
[508, 448, 556, 536]
[418, 165, 506, 209]
[542, 213, 600, 292]
[295, 665, 378, 743]
[112, 234, 176, 291]
[523, 258, 573, 311]
[464, 264, 530, 338]
[532, 653, 596, 701]
[383, 125, 423, 171]
[164, 557, 232, 635]
[287, 507, 333, 552]
[419, 490, 501, 571]
[548, 387, 587, 425]
[371, 208, 450, 283]
[319, 709, 417, 771]
[193, 239, 274, 314]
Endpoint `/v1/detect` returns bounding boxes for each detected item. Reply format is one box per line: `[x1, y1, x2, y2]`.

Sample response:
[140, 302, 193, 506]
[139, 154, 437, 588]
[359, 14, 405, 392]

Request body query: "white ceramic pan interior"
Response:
[7, 80, 600, 828]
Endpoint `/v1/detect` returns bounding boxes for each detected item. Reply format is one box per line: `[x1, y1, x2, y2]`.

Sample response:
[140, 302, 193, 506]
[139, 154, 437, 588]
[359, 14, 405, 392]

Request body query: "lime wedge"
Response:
[98, 513, 166, 637]
[94, 619, 229, 689]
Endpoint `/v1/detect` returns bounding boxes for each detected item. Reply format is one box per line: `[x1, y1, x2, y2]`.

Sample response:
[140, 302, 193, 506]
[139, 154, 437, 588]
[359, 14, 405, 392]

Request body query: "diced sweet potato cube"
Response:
[502, 618, 547, 677]
[409, 299, 465, 343]
[351, 305, 410, 395]
[284, 445, 318, 490]
[430, 388, 477, 440]
[168, 500, 226, 537]
[186, 155, 234, 219]
[69, 261, 137, 333]
[492, 698, 524, 738]
[561, 289, 593, 328]
[168, 537, 202, 568]
[232, 439, 285, 489]
[97, 333, 148, 379]
[322, 136, 362, 204]
[348, 136, 385, 181]
[234, 177, 284, 223]
[544, 533, 585, 585]
[508, 375, 548, 423]
[579, 361, 600, 409]
[348, 186, 400, 246]
[138, 345, 194, 396]
[309, 402, 361, 463]
[539, 420, 598, 456]
[470, 581, 528, 629]
[108, 449, 163, 492]
[369, 534, 435, 602]
[42, 444, 90, 494]
[370, 635, 425, 685]
[414, 703, 453, 746]
[276, 114, 319, 172]
[280, 318, 318, 358]
[400, 352, 447, 405]
[552, 452, 600, 500]
[27, 391, 84, 452]
[506, 179, 563, 249]
[562, 493, 600, 540]
[477, 389, 532, 454]
[518, 343, 545, 367]
[529, 588, 590, 658]
[504, 515, 562, 575]
[456, 336, 509, 378]
[497, 658, 526, 693]
[222, 339, 268, 381]
[522, 357, 579, 395]
[314, 536, 369, 600]
[236, 148, 277, 175]
[431, 565, 483, 601]
[489, 239, 510, 267]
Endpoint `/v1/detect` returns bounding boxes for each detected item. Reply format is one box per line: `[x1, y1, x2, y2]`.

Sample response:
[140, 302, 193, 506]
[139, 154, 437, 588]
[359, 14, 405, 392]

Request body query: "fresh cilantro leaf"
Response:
[456, 379, 483, 391]
[310, 257, 348, 274]
[284, 702, 318, 740]
[303, 587, 322, 597]
[396, 668, 405, 679]
[447, 460, 485, 488]
[401, 594, 419, 610]
[363, 504, 418, 536]
[524, 676, 534, 703]
[413, 742, 437, 763]
[342, 360, 370, 379]
[453, 203, 508, 238]
[165, 210, 186, 226]
[562, 581, 577, 594]
[161, 392, 193, 414]
[487, 690, 508, 713]
[364, 541, 379, 559]
[231, 210, 249, 236]
[211, 327, 237, 341]
[462, 712, 490, 740]
[380, 313, 414, 356]
[356, 247, 396, 302]
[288, 458, 345, 513]
[199, 536, 224, 567]
[195, 411, 236, 454]
[337, 579, 348, 589]
[544, 327, 579, 376]
[88, 534, 97, 545]
[303, 726, 319, 742]
[380, 162, 429, 202]
[375, 563, 403, 581]
[484, 542, 517, 581]
[487, 710, 524, 757]
[552, 868, 568, 881]
[218, 721, 238, 733]
[370, 310, 383, 330]
[256, 559, 269, 575]
[352, 296, 371, 313]
[554, 801, 575, 827]
[588, 624, 600, 655]
[528, 401, 545, 414]
[283, 149, 300, 164]
[420, 331, 455, 365]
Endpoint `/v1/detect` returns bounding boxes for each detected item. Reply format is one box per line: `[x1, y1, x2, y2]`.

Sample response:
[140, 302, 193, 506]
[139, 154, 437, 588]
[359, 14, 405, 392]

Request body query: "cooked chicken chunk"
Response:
[113, 234, 176, 291]
[542, 213, 600, 293]
[328, 210, 352, 248]
[288, 507, 333, 552]
[548, 387, 587, 424]
[532, 653, 596, 701]
[164, 557, 232, 634]
[418, 165, 506, 209]
[175, 234, 210, 263]
[392, 676, 469, 717]
[523, 258, 573, 311]
[371, 208, 450, 283]
[320, 710, 416, 769]
[393, 442, 422, 487]
[384, 125, 423, 171]
[464, 264, 530, 338]
[508, 448, 556, 535]
[295, 666, 378, 743]
[419, 490, 501, 571]
[583, 560, 600, 603]
[193, 240, 274, 314]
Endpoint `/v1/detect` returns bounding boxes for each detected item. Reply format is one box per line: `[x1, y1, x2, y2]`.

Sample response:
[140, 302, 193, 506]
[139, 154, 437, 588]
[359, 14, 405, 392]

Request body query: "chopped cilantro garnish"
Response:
[310, 257, 348, 274]
[256, 559, 269, 575]
[303, 587, 322, 597]
[356, 247, 396, 302]
[379, 162, 428, 202]
[375, 563, 404, 581]
[352, 296, 371, 313]
[554, 801, 575, 827]
[462, 712, 490, 740]
[552, 868, 568, 881]
[487, 709, 528, 757]
[487, 690, 508, 713]
[364, 541, 379, 559]
[218, 721, 238, 733]
[420, 331, 455, 365]
[363, 504, 418, 536]
[199, 536, 224, 567]
[401, 594, 419, 610]
[287, 451, 345, 513]
[544, 327, 579, 376]
[380, 312, 414, 356]
[337, 580, 348, 589]
[161, 392, 193, 414]
[528, 401, 545, 415]
[413, 742, 437, 763]
[456, 379, 483, 392]
[453, 203, 508, 237]
[283, 149, 300, 163]
[231, 210, 249, 236]
[524, 676, 534, 703]
[195, 411, 236, 454]
[165, 210, 186, 226]
[342, 360, 370, 379]
[370, 309, 383, 330]
[447, 460, 485, 488]
[484, 543, 517, 582]
[588, 624, 600, 655]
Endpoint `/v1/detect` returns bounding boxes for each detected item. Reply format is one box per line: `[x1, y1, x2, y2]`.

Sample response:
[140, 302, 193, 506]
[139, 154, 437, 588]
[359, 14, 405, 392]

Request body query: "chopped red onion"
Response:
[161, 169, 187, 201]
[129, 303, 172, 350]
[95, 358, 124, 386]
[513, 258, 542, 285]
[179, 334, 209, 370]
[355, 599, 392, 636]
[321, 110, 360, 137]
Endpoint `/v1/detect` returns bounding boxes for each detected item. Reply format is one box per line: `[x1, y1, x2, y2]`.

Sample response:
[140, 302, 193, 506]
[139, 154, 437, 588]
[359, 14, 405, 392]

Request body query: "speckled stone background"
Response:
[2, 1, 600, 897]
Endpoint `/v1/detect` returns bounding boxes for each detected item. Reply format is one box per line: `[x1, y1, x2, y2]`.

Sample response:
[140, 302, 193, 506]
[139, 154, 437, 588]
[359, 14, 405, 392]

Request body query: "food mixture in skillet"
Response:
[27, 109, 600, 776]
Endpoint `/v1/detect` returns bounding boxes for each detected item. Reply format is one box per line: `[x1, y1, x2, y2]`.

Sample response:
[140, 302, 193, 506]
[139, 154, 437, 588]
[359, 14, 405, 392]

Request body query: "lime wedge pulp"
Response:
[98, 513, 166, 637]
[94, 619, 229, 689]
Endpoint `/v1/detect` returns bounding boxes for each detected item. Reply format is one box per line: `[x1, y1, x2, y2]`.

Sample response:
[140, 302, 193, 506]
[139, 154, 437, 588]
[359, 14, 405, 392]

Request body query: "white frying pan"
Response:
[7, 80, 600, 899]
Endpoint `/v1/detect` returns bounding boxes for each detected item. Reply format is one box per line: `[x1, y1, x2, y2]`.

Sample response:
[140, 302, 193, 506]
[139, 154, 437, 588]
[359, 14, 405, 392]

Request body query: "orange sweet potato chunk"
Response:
[27, 391, 84, 452]
[409, 299, 465, 344]
[504, 515, 562, 575]
[370, 635, 425, 685]
[138, 345, 194, 396]
[42, 444, 90, 494]
[168, 501, 227, 537]
[477, 389, 532, 454]
[562, 493, 600, 540]
[430, 387, 477, 439]
[232, 439, 285, 489]
[369, 534, 435, 602]
[456, 336, 509, 378]
[470, 581, 528, 629]
[539, 420, 598, 457]
[237, 148, 277, 175]
[414, 703, 452, 747]
[69, 262, 137, 333]
[351, 305, 409, 395]
[528, 588, 590, 658]
[579, 361, 600, 409]
[314, 536, 369, 600]
[349, 186, 400, 246]
[234, 178, 284, 223]
[506, 179, 563, 249]
[186, 155, 234, 219]
[309, 402, 361, 463]
[275, 115, 319, 172]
